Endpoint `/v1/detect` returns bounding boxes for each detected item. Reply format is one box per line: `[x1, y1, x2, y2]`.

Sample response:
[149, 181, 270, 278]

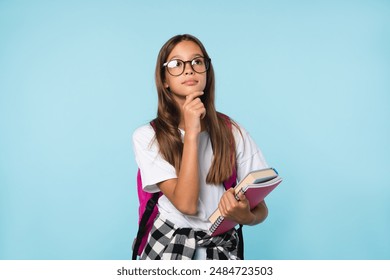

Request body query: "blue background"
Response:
[1, 0, 389, 260]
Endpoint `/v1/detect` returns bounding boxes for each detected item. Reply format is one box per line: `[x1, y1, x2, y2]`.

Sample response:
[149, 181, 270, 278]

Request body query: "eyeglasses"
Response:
[163, 57, 211, 76]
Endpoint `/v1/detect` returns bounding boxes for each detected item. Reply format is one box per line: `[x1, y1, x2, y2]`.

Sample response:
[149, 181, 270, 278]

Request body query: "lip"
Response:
[182, 79, 198, 86]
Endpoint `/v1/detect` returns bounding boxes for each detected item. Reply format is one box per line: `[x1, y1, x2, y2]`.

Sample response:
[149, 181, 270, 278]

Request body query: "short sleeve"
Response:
[132, 125, 177, 193]
[233, 124, 269, 182]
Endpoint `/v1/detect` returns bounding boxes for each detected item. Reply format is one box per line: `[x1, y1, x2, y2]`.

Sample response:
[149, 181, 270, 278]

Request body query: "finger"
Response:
[185, 98, 203, 108]
[191, 102, 205, 112]
[219, 190, 232, 215]
[237, 191, 247, 202]
[237, 192, 250, 209]
[184, 97, 203, 110]
[184, 101, 206, 118]
[218, 199, 227, 217]
[183, 97, 202, 112]
[226, 190, 240, 213]
[200, 109, 206, 119]
[185, 91, 204, 102]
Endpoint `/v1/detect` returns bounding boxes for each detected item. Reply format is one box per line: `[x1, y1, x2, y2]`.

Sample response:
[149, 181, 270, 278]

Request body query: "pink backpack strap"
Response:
[132, 169, 161, 259]
[223, 167, 237, 190]
[132, 120, 162, 259]
[219, 113, 237, 189]
[218, 113, 243, 259]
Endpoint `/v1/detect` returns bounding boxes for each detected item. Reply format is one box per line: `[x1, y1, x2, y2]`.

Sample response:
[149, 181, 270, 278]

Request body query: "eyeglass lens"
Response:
[165, 57, 209, 76]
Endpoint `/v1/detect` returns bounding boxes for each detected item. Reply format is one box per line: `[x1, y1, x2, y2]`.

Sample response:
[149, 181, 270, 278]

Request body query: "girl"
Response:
[132, 34, 269, 260]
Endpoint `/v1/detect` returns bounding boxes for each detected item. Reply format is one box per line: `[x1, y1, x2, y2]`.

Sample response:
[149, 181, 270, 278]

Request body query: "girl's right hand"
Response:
[182, 91, 206, 135]
[158, 91, 205, 216]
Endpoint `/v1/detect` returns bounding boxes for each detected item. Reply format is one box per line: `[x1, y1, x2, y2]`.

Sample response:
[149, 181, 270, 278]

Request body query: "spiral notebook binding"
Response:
[210, 216, 225, 233]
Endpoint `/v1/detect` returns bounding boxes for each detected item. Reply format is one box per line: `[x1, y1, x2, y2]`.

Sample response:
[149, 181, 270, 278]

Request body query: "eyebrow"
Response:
[169, 54, 203, 60]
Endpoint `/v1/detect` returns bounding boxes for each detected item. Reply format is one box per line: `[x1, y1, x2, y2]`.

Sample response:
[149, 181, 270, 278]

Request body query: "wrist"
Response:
[183, 131, 199, 142]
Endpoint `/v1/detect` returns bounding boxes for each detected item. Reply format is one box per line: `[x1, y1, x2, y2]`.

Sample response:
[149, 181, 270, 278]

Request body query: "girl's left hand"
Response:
[218, 189, 256, 225]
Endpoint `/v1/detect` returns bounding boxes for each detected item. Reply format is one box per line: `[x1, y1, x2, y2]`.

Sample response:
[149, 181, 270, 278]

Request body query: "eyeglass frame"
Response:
[162, 56, 211, 76]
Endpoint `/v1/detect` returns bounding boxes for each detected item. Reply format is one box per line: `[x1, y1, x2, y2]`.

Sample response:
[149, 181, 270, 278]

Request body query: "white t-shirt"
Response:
[132, 122, 269, 231]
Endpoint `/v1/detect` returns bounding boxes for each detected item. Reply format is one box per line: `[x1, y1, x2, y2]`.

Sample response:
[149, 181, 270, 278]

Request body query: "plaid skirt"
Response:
[140, 215, 240, 260]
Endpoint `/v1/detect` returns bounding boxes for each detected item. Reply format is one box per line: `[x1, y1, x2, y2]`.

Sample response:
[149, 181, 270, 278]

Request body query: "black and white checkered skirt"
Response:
[140, 215, 240, 260]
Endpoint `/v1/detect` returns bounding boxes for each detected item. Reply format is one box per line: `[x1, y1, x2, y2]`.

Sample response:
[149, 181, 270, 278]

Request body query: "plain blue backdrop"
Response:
[1, 0, 389, 260]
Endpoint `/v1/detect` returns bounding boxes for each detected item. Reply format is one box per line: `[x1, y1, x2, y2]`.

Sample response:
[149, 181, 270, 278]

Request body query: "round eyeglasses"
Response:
[163, 57, 211, 76]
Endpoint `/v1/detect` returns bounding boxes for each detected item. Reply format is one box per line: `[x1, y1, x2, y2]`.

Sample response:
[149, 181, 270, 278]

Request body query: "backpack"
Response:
[132, 116, 244, 260]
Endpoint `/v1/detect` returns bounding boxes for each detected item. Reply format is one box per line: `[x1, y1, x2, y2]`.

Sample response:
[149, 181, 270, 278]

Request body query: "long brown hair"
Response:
[153, 34, 237, 184]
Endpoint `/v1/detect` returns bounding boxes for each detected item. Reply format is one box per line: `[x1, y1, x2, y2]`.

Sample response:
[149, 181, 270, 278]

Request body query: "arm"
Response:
[157, 133, 200, 215]
[249, 200, 268, 225]
[157, 92, 206, 215]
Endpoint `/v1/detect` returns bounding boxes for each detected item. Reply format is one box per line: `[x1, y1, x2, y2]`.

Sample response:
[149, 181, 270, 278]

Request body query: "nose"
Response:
[183, 61, 194, 75]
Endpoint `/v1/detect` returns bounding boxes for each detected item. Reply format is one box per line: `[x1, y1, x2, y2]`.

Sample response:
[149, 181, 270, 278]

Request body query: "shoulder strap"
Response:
[223, 168, 237, 190]
[220, 113, 237, 190]
[132, 120, 160, 260]
[218, 114, 244, 259]
[150, 119, 156, 129]
[237, 225, 244, 259]
[132, 192, 160, 260]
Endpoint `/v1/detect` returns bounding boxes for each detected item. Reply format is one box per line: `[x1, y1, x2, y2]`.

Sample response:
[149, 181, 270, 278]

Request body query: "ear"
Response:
[164, 82, 169, 88]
